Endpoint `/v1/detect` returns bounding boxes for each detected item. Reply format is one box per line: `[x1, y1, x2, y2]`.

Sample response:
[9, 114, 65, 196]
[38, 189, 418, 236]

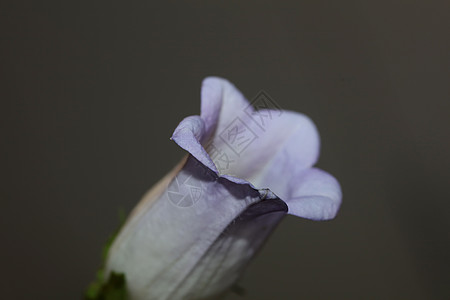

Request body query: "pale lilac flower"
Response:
[106, 77, 342, 300]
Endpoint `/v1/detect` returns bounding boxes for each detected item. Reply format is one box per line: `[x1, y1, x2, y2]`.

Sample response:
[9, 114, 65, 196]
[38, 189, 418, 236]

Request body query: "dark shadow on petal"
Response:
[189, 200, 287, 299]
[184, 154, 263, 201]
[182, 155, 219, 182]
[217, 176, 260, 200]
[239, 198, 288, 221]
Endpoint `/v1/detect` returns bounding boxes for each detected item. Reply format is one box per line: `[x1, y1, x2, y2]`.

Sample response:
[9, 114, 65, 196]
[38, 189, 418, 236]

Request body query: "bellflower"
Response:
[105, 77, 342, 300]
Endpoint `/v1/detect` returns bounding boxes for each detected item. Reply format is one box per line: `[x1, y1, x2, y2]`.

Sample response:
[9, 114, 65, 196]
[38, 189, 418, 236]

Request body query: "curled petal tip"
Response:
[285, 168, 342, 221]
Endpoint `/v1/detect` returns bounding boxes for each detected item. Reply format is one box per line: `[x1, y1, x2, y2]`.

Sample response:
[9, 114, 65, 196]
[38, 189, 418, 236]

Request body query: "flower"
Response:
[105, 77, 342, 300]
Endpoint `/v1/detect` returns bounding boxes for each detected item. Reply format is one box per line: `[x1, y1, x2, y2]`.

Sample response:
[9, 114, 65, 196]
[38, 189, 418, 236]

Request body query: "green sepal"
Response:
[84, 209, 127, 300]
[85, 271, 126, 300]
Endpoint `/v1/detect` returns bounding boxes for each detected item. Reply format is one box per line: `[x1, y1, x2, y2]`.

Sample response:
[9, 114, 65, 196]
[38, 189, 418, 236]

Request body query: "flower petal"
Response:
[284, 168, 342, 220]
[200, 77, 250, 142]
[168, 197, 287, 299]
[198, 77, 320, 183]
[172, 77, 339, 221]
[106, 156, 286, 300]
[231, 110, 320, 185]
[171, 115, 218, 173]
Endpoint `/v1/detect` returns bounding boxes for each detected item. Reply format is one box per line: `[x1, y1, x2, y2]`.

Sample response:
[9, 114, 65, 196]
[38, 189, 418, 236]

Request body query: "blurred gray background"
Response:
[1, 1, 449, 299]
